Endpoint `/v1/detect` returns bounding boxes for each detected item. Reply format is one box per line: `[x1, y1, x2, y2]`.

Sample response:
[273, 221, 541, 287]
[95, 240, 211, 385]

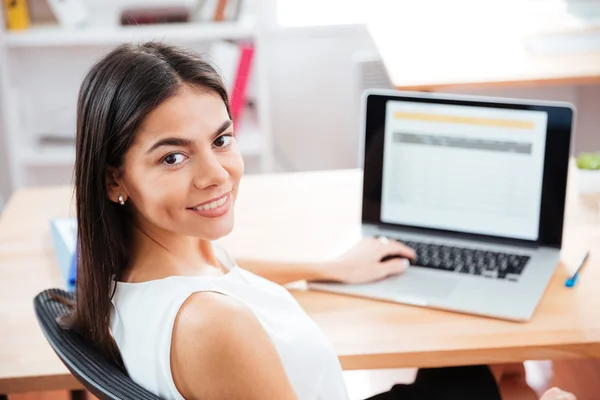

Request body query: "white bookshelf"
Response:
[4, 19, 257, 47]
[18, 146, 76, 167]
[0, 1, 274, 190]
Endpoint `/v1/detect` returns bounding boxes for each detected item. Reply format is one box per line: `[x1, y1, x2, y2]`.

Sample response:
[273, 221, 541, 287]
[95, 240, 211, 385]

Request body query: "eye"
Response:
[162, 153, 187, 166]
[213, 134, 234, 149]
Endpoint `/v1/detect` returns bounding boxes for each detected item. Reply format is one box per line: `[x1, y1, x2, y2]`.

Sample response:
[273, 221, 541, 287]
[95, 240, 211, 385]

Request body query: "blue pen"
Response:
[565, 250, 590, 288]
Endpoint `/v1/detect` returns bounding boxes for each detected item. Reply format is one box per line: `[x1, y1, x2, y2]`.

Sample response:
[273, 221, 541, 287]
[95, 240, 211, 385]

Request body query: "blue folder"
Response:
[50, 218, 77, 292]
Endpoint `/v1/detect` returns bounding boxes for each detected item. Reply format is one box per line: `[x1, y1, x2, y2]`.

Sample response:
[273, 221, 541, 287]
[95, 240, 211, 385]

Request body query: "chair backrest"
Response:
[34, 288, 162, 400]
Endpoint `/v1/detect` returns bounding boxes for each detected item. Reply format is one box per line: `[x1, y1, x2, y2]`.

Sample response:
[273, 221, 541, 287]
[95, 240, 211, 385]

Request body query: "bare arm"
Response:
[171, 292, 298, 400]
[236, 237, 416, 285]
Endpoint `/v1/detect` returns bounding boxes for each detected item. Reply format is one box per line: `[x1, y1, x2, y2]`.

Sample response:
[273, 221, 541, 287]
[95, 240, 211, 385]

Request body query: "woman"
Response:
[63, 42, 574, 400]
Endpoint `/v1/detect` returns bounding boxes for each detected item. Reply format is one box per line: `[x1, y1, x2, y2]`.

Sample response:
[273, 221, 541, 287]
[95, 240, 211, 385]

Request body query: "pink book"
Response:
[230, 43, 255, 132]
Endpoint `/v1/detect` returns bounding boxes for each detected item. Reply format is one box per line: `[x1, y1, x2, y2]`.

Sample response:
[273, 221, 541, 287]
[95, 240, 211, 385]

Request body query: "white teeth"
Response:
[194, 194, 228, 211]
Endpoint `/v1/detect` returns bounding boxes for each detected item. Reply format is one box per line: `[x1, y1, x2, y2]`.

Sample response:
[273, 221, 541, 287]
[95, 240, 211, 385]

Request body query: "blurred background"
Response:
[0, 0, 599, 210]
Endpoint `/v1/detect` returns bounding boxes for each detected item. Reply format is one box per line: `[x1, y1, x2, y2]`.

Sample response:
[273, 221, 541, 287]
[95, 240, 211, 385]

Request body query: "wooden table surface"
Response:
[1, 166, 600, 393]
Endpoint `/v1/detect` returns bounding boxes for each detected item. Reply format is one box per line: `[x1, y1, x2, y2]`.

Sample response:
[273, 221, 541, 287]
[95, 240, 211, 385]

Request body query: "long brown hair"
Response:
[62, 42, 230, 368]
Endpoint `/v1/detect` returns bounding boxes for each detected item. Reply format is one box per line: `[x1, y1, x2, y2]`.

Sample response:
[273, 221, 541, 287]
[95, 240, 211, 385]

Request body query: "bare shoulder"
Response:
[170, 291, 298, 400]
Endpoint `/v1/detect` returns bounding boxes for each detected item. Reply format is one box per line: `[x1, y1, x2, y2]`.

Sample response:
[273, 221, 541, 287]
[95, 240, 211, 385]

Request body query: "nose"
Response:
[192, 152, 229, 190]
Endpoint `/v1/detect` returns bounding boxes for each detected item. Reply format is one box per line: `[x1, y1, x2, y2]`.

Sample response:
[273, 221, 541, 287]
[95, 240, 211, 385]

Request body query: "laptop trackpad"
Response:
[381, 270, 458, 299]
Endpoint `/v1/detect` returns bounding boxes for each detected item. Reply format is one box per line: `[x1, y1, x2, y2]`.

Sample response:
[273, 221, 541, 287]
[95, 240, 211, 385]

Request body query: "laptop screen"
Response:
[380, 100, 548, 241]
[362, 91, 573, 247]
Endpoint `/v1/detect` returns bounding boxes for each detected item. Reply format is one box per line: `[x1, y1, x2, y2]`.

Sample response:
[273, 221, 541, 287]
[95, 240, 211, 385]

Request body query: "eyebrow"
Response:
[145, 120, 233, 154]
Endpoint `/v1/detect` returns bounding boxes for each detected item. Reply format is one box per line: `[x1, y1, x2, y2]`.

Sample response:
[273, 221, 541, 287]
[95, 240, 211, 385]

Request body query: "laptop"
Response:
[308, 89, 574, 322]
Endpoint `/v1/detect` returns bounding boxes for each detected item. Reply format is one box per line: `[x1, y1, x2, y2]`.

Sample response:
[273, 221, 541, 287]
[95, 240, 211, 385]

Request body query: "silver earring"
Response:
[118, 194, 125, 205]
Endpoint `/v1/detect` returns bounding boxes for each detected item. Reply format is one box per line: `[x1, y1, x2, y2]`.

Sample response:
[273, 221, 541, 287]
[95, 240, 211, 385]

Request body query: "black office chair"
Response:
[34, 288, 162, 400]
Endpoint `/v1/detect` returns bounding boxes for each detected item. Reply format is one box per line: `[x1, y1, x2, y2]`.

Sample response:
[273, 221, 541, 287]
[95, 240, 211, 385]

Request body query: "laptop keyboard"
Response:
[399, 238, 530, 281]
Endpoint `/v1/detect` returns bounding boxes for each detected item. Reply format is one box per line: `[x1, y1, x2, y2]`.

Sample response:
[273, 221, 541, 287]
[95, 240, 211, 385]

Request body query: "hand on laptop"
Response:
[326, 237, 416, 284]
[540, 388, 576, 400]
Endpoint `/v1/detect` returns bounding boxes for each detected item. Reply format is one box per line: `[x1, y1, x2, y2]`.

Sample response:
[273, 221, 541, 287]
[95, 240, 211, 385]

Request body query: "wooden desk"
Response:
[368, 12, 600, 91]
[1, 166, 600, 394]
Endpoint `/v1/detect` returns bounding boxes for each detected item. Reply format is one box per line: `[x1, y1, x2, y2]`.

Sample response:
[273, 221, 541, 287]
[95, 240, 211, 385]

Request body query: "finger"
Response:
[383, 258, 410, 276]
[542, 388, 576, 400]
[386, 240, 417, 259]
[557, 392, 576, 400]
[542, 388, 561, 398]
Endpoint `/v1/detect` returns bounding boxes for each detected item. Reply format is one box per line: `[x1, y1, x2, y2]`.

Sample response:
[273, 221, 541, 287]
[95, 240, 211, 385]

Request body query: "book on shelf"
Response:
[213, 0, 228, 22]
[209, 40, 255, 132]
[197, 0, 244, 22]
[120, 6, 191, 25]
[230, 42, 254, 131]
[3, 0, 31, 30]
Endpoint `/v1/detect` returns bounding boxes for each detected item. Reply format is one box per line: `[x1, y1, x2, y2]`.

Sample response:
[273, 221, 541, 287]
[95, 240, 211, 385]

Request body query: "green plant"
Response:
[576, 152, 600, 170]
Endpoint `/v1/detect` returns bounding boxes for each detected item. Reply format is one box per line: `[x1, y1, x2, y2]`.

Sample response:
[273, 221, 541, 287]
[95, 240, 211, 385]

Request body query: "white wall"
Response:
[0, 3, 9, 209]
[0, 109, 8, 209]
[265, 25, 376, 171]
[264, 25, 600, 171]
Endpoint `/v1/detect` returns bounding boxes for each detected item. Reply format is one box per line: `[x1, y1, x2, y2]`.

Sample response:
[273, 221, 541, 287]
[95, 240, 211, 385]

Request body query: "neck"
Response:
[123, 223, 222, 283]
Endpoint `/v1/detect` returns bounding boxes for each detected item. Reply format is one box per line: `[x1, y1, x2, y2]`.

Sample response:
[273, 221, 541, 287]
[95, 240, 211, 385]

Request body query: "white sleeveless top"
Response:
[109, 244, 349, 400]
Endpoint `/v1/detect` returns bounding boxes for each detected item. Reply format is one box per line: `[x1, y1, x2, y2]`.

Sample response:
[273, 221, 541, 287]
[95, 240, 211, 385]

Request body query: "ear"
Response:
[106, 166, 127, 204]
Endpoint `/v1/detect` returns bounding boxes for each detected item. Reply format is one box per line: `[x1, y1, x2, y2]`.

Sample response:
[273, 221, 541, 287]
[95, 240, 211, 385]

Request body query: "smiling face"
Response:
[107, 85, 243, 242]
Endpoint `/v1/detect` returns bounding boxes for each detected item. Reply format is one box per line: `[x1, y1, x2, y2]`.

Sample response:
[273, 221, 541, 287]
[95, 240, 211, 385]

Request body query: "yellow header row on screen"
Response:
[393, 111, 535, 129]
